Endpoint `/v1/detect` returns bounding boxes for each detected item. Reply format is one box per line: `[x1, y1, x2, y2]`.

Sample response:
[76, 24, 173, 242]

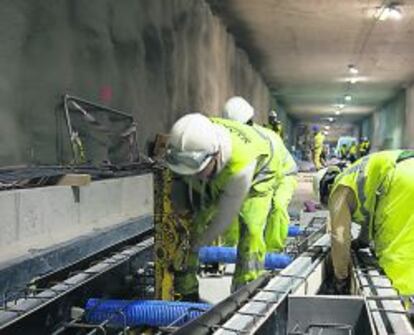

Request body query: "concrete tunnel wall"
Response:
[0, 0, 275, 166]
[359, 90, 407, 151]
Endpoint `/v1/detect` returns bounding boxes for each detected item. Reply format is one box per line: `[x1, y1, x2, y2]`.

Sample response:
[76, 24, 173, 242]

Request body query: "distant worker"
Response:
[359, 137, 371, 157]
[267, 110, 284, 140]
[348, 141, 358, 163]
[320, 144, 329, 167]
[223, 96, 298, 252]
[316, 150, 414, 296]
[312, 125, 325, 170]
[339, 143, 348, 160]
[166, 113, 277, 300]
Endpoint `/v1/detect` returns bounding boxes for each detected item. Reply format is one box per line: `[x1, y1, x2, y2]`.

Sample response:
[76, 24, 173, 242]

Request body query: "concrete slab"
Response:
[199, 265, 234, 304]
[0, 191, 18, 248]
[0, 174, 153, 263]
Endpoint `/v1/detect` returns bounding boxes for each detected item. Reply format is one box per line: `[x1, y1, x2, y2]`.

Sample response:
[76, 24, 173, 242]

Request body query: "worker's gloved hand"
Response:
[351, 238, 370, 251]
[351, 238, 363, 251]
[333, 276, 350, 295]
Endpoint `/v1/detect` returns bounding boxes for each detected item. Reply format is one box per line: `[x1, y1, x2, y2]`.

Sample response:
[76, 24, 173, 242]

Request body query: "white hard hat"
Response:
[166, 113, 219, 175]
[269, 110, 278, 118]
[223, 96, 254, 124]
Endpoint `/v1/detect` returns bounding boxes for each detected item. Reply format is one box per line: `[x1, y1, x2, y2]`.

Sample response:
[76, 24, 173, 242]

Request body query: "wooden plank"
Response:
[57, 174, 91, 186]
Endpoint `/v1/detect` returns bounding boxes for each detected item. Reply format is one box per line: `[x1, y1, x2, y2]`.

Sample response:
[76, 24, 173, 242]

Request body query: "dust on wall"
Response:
[0, 0, 273, 165]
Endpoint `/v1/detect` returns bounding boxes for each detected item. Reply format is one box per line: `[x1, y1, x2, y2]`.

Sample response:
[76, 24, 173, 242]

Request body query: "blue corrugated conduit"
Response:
[288, 224, 304, 237]
[85, 299, 211, 327]
[198, 247, 292, 269]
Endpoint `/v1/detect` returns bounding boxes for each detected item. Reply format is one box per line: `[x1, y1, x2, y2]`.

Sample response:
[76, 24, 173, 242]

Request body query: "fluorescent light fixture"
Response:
[377, 4, 403, 21]
[348, 64, 359, 75]
[344, 94, 352, 101]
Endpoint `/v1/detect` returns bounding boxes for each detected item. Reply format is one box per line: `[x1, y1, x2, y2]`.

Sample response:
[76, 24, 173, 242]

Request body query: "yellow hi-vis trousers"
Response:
[175, 180, 274, 295]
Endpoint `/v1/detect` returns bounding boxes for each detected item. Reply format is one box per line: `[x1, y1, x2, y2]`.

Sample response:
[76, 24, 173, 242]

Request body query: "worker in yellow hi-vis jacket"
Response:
[166, 113, 279, 300]
[359, 137, 371, 157]
[315, 150, 414, 296]
[312, 125, 325, 170]
[223, 96, 298, 252]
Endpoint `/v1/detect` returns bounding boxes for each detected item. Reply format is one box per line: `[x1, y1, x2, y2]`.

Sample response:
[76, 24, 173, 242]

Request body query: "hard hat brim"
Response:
[166, 156, 213, 176]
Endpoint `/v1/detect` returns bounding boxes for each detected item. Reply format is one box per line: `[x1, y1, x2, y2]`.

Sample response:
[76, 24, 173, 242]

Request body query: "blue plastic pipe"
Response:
[198, 247, 292, 269]
[85, 299, 211, 327]
[288, 225, 304, 237]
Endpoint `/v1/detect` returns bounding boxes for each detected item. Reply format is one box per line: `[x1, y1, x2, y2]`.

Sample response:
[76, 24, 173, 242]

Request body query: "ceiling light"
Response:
[348, 64, 359, 75]
[324, 125, 331, 130]
[328, 117, 335, 123]
[324, 131, 329, 135]
[349, 78, 358, 84]
[335, 110, 341, 115]
[377, 3, 403, 21]
[344, 94, 352, 101]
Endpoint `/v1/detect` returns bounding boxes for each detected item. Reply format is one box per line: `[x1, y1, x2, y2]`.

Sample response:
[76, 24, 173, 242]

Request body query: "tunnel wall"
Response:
[0, 0, 274, 166]
[360, 91, 406, 151]
[404, 84, 414, 148]
[360, 117, 372, 141]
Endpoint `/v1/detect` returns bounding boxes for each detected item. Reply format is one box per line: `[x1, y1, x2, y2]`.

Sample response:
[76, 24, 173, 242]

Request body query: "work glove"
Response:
[351, 238, 370, 251]
[333, 276, 350, 295]
[351, 238, 364, 251]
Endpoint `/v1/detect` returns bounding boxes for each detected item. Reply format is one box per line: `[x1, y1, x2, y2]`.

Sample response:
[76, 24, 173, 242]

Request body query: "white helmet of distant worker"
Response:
[165, 113, 219, 175]
[269, 110, 277, 118]
[223, 96, 254, 124]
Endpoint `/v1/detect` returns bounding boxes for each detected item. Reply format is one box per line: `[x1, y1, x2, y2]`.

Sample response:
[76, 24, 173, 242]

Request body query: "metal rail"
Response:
[213, 234, 330, 335]
[285, 216, 327, 257]
[0, 237, 154, 334]
[352, 249, 414, 335]
[173, 221, 330, 335]
[0, 217, 153, 306]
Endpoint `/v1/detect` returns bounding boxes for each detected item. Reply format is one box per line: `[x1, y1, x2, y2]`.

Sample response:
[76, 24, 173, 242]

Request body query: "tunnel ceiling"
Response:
[208, 0, 414, 122]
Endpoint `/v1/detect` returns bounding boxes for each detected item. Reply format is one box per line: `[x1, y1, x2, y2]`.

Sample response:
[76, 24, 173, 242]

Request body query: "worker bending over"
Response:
[223, 96, 298, 252]
[359, 137, 371, 157]
[166, 113, 278, 300]
[317, 150, 414, 296]
[312, 125, 325, 170]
